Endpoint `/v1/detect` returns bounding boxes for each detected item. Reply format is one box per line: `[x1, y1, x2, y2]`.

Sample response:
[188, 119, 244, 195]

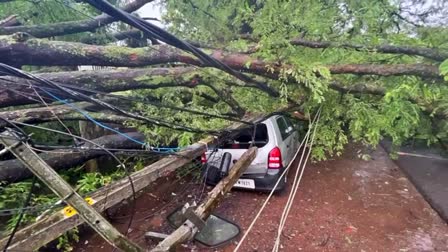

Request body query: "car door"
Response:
[284, 117, 299, 152]
[275, 116, 294, 167]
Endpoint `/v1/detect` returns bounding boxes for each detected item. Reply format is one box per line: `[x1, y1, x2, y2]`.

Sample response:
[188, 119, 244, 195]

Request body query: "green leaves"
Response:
[440, 59, 448, 81]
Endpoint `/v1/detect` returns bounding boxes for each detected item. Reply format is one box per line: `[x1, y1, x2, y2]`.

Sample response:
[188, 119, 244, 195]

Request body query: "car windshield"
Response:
[220, 124, 268, 149]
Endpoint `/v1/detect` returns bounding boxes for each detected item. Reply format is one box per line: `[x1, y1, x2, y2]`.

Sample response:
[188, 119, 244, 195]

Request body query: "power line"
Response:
[0, 63, 226, 135]
[272, 108, 321, 252]
[0, 71, 253, 125]
[233, 108, 321, 252]
[0, 118, 139, 243]
[2, 176, 37, 252]
[83, 0, 276, 96]
[36, 0, 258, 122]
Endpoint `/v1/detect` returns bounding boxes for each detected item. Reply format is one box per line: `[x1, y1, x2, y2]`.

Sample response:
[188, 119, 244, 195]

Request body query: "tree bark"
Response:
[0, 132, 145, 183]
[290, 38, 448, 62]
[328, 64, 440, 78]
[0, 0, 153, 38]
[0, 36, 441, 79]
[0, 101, 130, 124]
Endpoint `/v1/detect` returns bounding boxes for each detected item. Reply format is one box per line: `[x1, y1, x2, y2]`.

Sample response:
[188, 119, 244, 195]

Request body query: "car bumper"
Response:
[239, 170, 286, 192]
[204, 165, 286, 192]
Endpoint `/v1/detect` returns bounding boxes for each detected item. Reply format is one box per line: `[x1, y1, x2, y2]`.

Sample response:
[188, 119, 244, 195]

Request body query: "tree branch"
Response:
[0, 0, 153, 38]
[0, 101, 130, 124]
[329, 81, 448, 119]
[290, 38, 448, 62]
[0, 15, 21, 27]
[328, 64, 440, 78]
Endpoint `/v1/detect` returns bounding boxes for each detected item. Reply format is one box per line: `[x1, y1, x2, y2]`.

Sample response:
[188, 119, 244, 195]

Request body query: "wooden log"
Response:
[152, 147, 257, 251]
[0, 132, 144, 183]
[0, 117, 258, 251]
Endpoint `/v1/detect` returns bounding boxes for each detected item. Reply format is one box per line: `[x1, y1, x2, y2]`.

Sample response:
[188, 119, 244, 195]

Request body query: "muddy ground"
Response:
[75, 144, 448, 252]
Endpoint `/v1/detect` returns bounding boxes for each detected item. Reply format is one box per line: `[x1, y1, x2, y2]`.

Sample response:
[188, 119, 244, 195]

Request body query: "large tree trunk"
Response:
[0, 35, 441, 79]
[0, 132, 145, 183]
[0, 101, 129, 124]
[0, 0, 153, 38]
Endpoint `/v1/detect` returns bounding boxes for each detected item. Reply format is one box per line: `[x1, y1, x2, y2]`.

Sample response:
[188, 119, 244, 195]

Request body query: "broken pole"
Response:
[0, 116, 261, 251]
[0, 129, 143, 252]
[152, 147, 257, 252]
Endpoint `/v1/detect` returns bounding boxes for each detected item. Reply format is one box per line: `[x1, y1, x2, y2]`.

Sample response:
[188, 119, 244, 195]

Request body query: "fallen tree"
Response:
[0, 132, 145, 183]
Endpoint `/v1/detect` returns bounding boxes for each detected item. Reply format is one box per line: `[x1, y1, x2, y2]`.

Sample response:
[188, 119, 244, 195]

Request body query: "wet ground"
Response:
[382, 141, 448, 223]
[75, 143, 448, 251]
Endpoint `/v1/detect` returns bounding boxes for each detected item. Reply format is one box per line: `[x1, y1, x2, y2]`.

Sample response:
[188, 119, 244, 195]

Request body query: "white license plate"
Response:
[234, 179, 255, 189]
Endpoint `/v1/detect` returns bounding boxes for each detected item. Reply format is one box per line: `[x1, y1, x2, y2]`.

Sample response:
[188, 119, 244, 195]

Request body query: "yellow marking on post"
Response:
[62, 197, 95, 217]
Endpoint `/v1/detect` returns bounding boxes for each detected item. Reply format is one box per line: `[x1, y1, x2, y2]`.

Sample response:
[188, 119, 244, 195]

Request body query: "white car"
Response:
[202, 114, 299, 192]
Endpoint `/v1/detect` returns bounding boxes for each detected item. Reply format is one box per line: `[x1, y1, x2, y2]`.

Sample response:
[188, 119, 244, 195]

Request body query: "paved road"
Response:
[382, 141, 448, 223]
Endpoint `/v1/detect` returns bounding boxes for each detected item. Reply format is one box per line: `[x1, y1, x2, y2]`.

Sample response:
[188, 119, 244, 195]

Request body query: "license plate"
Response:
[234, 179, 255, 189]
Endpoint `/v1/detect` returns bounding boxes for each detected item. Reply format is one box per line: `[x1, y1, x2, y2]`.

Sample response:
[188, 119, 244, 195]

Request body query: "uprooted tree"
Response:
[1, 0, 447, 158]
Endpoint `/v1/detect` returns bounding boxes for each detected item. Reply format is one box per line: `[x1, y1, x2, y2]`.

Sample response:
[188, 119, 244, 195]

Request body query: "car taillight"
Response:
[268, 147, 282, 169]
[201, 153, 207, 164]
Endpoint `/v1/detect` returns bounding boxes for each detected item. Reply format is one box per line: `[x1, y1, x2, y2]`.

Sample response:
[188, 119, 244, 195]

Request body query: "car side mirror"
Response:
[167, 207, 240, 247]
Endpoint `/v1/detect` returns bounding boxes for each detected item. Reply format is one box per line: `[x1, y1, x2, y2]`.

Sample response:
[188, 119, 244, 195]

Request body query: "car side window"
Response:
[276, 117, 291, 140]
[284, 117, 294, 130]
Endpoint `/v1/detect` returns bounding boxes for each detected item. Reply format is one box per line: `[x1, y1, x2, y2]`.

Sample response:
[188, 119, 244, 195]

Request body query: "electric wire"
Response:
[0, 76, 253, 125]
[0, 63, 223, 136]
[0, 1, 262, 246]
[54, 0, 265, 106]
[28, 81, 78, 145]
[233, 110, 320, 252]
[3, 78, 166, 238]
[22, 0, 258, 125]
[2, 176, 37, 252]
[272, 108, 321, 252]
[0, 118, 138, 242]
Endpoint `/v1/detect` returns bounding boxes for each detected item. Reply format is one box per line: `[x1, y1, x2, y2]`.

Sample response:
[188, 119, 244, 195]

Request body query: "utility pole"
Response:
[0, 129, 143, 252]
